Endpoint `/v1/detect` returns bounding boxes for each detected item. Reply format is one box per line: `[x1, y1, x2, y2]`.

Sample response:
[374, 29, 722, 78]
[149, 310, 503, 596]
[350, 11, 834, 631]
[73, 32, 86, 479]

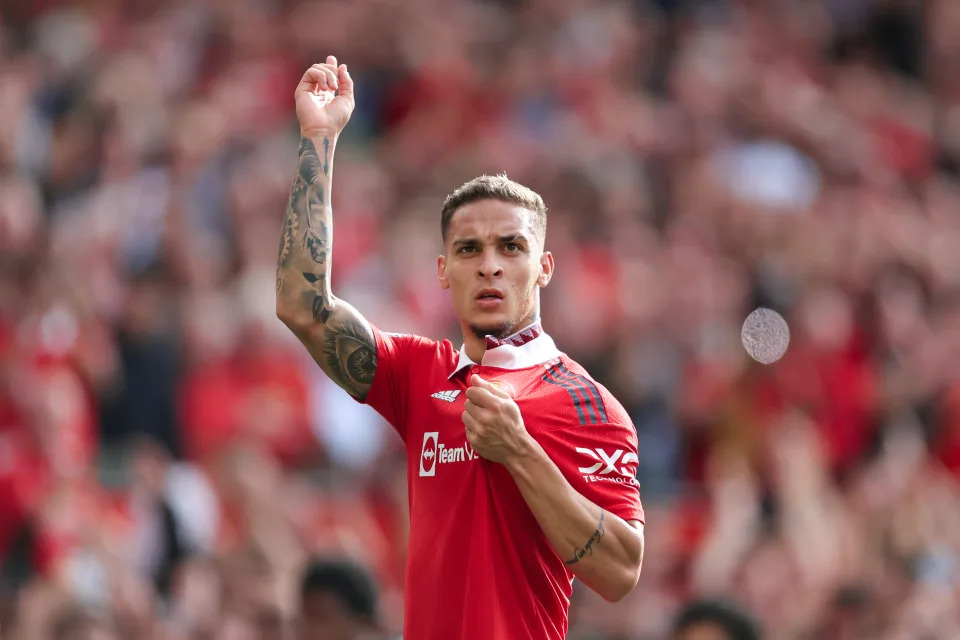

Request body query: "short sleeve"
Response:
[534, 423, 645, 525]
[359, 326, 436, 441]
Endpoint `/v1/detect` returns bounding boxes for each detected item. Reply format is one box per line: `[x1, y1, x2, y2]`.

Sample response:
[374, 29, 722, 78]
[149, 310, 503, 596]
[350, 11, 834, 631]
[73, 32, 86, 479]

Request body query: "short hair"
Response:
[300, 557, 378, 624]
[440, 174, 547, 244]
[672, 599, 761, 640]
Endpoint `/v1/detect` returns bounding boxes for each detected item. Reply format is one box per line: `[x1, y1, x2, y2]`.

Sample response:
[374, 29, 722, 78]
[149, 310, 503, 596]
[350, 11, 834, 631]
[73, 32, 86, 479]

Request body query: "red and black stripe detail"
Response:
[541, 361, 608, 425]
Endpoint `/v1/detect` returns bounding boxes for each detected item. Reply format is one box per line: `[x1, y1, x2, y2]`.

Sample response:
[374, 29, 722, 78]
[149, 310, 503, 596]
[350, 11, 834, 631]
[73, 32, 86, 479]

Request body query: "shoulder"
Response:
[374, 327, 458, 368]
[541, 355, 633, 428]
[378, 329, 454, 354]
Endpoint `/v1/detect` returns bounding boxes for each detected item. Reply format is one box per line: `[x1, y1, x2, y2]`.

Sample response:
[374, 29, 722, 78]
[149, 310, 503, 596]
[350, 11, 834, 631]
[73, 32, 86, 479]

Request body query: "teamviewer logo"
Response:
[419, 432, 439, 477]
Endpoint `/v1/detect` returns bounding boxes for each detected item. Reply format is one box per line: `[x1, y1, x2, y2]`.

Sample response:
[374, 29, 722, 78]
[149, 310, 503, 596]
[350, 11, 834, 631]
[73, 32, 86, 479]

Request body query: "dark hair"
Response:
[300, 557, 378, 624]
[440, 174, 547, 244]
[672, 599, 761, 640]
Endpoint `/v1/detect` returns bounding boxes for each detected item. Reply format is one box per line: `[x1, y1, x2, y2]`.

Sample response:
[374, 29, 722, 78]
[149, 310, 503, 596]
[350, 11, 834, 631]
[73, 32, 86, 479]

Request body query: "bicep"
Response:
[298, 299, 377, 401]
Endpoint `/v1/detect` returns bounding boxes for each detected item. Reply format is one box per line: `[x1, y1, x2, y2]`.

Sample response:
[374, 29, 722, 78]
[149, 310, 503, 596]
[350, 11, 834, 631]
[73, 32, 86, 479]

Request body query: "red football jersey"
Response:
[361, 323, 644, 639]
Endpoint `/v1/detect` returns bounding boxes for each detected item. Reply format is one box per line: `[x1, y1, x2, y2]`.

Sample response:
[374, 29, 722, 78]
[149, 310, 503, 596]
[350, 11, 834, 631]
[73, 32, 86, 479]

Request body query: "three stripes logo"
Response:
[541, 362, 608, 425]
[430, 390, 462, 403]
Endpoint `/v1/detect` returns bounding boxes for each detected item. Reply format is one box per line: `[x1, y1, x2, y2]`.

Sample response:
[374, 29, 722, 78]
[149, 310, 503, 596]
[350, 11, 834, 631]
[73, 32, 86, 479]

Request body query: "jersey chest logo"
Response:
[430, 389, 461, 402]
[418, 431, 479, 477]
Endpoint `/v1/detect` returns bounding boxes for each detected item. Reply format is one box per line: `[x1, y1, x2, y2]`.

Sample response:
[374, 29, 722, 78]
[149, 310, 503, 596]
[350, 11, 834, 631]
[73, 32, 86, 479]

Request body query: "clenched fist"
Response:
[295, 55, 355, 137]
[462, 375, 532, 465]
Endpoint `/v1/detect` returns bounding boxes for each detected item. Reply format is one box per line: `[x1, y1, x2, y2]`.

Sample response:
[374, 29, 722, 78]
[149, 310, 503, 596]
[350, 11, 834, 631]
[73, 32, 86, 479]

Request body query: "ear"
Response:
[537, 251, 554, 287]
[438, 255, 450, 290]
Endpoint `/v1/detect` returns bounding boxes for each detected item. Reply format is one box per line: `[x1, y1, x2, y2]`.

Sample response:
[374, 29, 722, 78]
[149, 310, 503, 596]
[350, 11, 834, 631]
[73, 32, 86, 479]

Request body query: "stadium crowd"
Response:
[2, 0, 960, 637]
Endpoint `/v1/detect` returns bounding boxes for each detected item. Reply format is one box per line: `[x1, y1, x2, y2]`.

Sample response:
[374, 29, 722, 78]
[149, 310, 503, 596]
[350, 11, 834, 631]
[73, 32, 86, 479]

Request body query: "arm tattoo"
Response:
[322, 319, 377, 386]
[298, 138, 327, 265]
[297, 137, 325, 187]
[564, 511, 606, 566]
[276, 135, 377, 400]
[276, 177, 303, 271]
[323, 137, 330, 176]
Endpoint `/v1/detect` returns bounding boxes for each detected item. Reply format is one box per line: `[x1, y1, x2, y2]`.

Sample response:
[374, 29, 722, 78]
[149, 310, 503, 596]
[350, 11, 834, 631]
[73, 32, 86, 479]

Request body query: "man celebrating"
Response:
[276, 56, 645, 639]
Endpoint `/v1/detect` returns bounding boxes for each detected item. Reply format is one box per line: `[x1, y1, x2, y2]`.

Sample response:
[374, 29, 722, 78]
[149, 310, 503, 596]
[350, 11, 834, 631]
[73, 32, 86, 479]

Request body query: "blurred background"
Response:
[1, 0, 959, 638]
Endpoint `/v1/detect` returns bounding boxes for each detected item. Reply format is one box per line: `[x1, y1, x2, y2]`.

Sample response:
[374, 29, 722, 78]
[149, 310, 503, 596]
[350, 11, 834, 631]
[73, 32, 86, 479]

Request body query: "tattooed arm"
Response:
[463, 376, 644, 602]
[276, 57, 377, 400]
[504, 438, 645, 602]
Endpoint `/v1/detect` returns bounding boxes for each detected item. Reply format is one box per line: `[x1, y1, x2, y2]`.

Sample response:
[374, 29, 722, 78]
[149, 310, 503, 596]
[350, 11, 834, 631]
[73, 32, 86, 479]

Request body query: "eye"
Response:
[457, 245, 478, 254]
[504, 243, 521, 253]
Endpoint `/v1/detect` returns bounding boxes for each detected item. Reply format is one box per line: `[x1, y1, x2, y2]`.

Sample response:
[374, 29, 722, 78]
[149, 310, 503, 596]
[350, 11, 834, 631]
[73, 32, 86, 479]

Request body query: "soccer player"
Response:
[276, 57, 645, 639]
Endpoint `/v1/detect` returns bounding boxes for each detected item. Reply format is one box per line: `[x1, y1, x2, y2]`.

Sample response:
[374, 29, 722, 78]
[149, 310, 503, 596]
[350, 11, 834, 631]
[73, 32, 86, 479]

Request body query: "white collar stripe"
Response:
[449, 323, 560, 379]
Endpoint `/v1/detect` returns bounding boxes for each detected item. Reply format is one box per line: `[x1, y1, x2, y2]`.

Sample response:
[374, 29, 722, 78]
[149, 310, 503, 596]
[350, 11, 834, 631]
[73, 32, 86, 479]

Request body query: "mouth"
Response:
[475, 288, 505, 309]
[475, 288, 504, 302]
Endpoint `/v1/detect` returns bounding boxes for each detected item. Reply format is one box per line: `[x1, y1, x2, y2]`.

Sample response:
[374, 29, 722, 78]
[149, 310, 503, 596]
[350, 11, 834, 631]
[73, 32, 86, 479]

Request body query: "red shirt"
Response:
[361, 323, 644, 639]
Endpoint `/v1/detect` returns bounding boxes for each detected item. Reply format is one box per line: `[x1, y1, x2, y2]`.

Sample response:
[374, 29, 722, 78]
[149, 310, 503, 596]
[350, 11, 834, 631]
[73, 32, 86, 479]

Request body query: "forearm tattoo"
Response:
[564, 510, 606, 565]
[276, 137, 377, 399]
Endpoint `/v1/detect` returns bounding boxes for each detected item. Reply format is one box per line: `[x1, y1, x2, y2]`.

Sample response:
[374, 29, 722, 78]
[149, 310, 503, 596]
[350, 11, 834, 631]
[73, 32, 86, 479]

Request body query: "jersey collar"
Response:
[448, 322, 561, 379]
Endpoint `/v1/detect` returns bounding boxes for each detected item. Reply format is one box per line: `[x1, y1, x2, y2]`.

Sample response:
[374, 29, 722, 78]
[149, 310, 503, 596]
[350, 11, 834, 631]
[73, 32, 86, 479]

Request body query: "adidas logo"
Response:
[430, 390, 461, 403]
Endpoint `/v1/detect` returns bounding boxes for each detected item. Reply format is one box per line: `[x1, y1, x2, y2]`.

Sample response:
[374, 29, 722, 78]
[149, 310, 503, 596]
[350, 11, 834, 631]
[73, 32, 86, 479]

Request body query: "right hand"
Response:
[295, 55, 355, 137]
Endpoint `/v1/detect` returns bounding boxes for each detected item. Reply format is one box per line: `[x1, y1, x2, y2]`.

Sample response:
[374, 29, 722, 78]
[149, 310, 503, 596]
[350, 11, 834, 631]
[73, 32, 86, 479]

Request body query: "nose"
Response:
[477, 247, 503, 279]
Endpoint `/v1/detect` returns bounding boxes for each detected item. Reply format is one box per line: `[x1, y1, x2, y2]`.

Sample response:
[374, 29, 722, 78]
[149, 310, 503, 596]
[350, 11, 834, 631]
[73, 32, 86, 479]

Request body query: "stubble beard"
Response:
[469, 321, 515, 341]
[466, 285, 540, 341]
[469, 306, 539, 341]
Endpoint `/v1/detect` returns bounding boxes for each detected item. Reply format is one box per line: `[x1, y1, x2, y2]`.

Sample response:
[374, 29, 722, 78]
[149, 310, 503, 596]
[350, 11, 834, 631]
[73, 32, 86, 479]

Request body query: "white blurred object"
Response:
[34, 8, 98, 76]
[64, 549, 108, 609]
[310, 366, 389, 471]
[714, 141, 820, 211]
[38, 304, 79, 357]
[741, 308, 790, 364]
[165, 463, 219, 554]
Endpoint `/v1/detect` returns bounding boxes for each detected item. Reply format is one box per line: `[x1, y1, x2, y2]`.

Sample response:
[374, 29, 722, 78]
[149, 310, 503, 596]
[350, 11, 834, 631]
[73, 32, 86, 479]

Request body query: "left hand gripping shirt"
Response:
[358, 325, 644, 640]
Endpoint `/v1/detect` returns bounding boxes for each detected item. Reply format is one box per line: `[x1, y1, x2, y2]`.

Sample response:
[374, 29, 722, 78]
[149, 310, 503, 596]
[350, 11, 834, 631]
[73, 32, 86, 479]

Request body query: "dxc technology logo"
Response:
[576, 447, 639, 486]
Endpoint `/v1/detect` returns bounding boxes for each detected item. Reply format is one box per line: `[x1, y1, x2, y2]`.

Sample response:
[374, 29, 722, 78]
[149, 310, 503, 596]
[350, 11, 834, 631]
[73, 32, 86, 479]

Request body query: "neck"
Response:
[462, 314, 540, 363]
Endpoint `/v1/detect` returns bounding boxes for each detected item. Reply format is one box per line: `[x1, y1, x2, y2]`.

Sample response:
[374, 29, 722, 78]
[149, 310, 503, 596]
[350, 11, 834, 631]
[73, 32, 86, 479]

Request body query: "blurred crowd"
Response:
[2, 0, 960, 638]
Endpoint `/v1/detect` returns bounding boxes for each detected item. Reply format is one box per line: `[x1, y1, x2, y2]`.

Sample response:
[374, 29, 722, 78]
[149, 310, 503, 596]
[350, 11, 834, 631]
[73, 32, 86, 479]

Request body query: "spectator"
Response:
[671, 599, 761, 640]
[297, 557, 382, 640]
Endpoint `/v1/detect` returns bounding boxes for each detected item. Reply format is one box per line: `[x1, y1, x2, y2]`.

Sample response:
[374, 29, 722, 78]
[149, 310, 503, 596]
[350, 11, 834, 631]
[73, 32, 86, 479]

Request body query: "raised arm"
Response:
[276, 56, 377, 400]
